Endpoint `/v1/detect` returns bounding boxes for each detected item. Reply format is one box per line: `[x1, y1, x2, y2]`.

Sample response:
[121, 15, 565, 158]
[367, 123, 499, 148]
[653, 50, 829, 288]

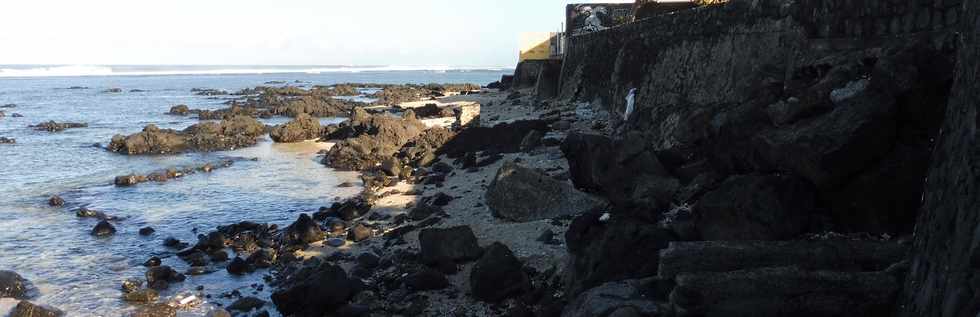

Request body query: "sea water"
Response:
[0, 67, 508, 316]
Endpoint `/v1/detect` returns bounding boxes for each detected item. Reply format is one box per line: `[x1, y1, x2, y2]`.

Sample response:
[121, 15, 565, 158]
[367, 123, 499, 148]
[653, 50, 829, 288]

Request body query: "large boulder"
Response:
[282, 214, 325, 245]
[145, 266, 184, 290]
[564, 214, 675, 296]
[323, 109, 426, 171]
[90, 221, 116, 237]
[436, 120, 549, 158]
[470, 242, 531, 302]
[694, 174, 816, 241]
[270, 113, 321, 143]
[0, 271, 31, 299]
[418, 226, 483, 265]
[563, 279, 664, 317]
[272, 263, 356, 316]
[486, 161, 606, 222]
[9, 301, 64, 317]
[167, 105, 190, 116]
[561, 133, 679, 214]
[398, 127, 455, 167]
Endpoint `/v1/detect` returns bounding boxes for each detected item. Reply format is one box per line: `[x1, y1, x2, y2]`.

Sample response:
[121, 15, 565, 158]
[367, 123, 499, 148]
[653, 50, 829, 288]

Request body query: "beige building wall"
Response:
[519, 32, 555, 62]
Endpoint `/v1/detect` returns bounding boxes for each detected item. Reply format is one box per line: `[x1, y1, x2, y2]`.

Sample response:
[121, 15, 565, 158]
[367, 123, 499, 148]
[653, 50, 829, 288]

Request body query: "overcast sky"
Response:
[0, 0, 635, 67]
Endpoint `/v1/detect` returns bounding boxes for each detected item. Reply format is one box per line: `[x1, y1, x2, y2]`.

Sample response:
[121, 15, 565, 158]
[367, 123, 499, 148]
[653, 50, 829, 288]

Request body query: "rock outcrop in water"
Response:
[9, 301, 64, 317]
[107, 116, 264, 155]
[0, 271, 32, 299]
[113, 160, 235, 186]
[30, 121, 87, 132]
[167, 104, 190, 116]
[269, 113, 321, 143]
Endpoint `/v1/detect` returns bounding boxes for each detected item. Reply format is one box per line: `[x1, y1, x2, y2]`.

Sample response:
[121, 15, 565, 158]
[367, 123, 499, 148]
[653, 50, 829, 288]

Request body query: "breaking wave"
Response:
[0, 65, 509, 78]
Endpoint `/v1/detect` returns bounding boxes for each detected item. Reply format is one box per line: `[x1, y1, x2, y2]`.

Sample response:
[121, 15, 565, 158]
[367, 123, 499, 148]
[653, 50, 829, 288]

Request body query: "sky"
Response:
[0, 0, 635, 67]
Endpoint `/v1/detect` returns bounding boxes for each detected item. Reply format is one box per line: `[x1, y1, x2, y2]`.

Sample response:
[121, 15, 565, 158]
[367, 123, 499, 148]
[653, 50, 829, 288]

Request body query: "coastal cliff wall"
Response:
[555, 0, 972, 314]
[901, 1, 980, 315]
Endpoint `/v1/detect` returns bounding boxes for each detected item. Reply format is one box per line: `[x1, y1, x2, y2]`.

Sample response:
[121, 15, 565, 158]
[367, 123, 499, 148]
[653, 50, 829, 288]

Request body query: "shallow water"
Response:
[0, 70, 506, 316]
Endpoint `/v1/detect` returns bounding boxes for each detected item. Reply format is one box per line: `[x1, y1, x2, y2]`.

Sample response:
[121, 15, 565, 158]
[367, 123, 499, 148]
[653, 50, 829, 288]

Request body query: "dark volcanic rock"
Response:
[519, 130, 544, 152]
[47, 195, 64, 207]
[561, 133, 679, 214]
[563, 279, 662, 317]
[9, 301, 64, 317]
[347, 223, 372, 242]
[131, 303, 177, 317]
[196, 231, 226, 251]
[228, 296, 267, 312]
[405, 268, 450, 291]
[145, 266, 184, 289]
[437, 120, 549, 158]
[565, 214, 675, 296]
[470, 242, 531, 302]
[138, 227, 155, 236]
[322, 109, 426, 171]
[399, 127, 456, 168]
[246, 248, 277, 268]
[486, 161, 606, 222]
[91, 220, 116, 237]
[108, 116, 264, 155]
[0, 271, 31, 299]
[694, 174, 815, 241]
[272, 263, 356, 316]
[227, 257, 254, 275]
[30, 121, 87, 132]
[283, 213, 325, 245]
[167, 104, 190, 116]
[270, 113, 321, 143]
[418, 226, 483, 265]
[122, 288, 159, 303]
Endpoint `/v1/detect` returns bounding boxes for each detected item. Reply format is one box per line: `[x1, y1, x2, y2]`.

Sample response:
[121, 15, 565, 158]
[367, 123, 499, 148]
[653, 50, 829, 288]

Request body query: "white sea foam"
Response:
[0, 65, 509, 78]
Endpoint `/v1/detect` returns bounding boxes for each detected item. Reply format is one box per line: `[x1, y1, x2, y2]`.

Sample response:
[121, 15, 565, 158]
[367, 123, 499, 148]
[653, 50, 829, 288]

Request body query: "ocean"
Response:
[0, 66, 509, 316]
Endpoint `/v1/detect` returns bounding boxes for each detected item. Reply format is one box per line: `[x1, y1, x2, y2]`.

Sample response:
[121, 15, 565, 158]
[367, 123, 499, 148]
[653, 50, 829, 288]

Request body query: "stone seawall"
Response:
[553, 1, 975, 314]
[901, 0, 980, 315]
[559, 0, 962, 111]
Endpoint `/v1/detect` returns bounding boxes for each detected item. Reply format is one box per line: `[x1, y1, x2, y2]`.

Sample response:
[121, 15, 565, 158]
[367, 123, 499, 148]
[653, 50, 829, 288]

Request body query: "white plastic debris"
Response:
[179, 295, 197, 306]
[624, 88, 637, 121]
[829, 79, 870, 105]
[599, 212, 611, 223]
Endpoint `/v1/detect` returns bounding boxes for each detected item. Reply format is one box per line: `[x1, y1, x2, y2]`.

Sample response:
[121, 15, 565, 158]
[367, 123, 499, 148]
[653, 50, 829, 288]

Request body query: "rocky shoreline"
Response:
[5, 0, 980, 313]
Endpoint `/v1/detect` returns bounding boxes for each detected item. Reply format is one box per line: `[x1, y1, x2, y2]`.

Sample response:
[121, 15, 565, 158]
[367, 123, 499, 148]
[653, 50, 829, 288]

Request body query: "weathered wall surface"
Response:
[901, 1, 980, 316]
[556, 1, 968, 312]
[512, 60, 547, 90]
[559, 0, 959, 235]
[559, 0, 962, 110]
